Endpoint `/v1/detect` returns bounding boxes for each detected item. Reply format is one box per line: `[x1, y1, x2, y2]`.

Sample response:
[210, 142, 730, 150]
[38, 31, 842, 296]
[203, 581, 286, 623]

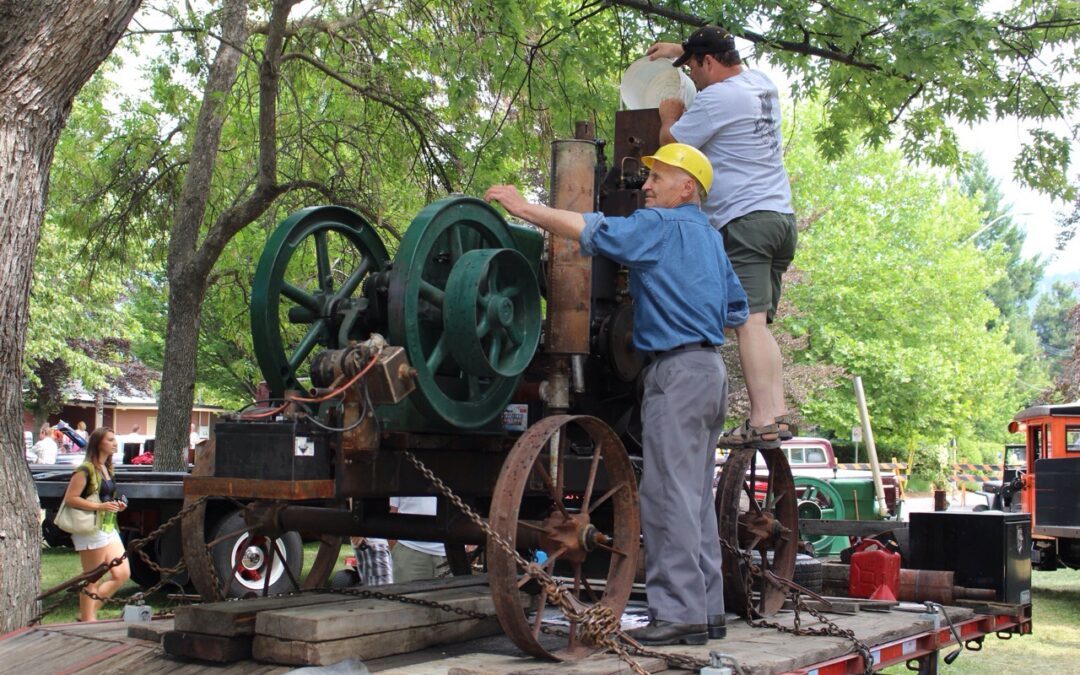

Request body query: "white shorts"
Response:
[72, 529, 122, 552]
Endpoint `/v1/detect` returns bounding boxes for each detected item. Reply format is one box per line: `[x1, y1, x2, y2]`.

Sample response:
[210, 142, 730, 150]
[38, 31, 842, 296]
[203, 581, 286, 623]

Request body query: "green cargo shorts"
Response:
[721, 210, 797, 322]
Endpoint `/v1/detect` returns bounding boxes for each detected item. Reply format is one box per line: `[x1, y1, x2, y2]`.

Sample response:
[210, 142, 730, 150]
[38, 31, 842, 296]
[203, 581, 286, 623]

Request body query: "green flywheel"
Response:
[251, 206, 390, 397]
[387, 197, 542, 428]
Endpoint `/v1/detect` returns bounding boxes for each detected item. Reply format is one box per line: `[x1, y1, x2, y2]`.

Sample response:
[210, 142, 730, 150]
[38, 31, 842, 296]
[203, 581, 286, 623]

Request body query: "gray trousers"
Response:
[640, 349, 727, 624]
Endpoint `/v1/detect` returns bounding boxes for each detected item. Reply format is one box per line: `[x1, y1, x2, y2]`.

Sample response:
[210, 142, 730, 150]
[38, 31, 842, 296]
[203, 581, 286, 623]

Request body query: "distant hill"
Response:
[1039, 270, 1080, 297]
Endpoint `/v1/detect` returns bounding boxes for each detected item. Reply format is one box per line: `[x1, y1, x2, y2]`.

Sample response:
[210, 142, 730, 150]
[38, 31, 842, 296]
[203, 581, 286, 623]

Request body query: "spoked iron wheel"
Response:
[181, 496, 342, 601]
[715, 447, 798, 617]
[250, 205, 391, 398]
[488, 415, 640, 660]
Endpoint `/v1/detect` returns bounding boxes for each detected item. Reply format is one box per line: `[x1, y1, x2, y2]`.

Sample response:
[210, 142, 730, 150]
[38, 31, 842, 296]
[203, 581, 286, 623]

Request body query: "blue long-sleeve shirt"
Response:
[579, 203, 748, 353]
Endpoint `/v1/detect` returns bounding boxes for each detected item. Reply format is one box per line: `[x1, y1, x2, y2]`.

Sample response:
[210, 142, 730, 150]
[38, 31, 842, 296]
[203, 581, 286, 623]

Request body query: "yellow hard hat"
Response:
[642, 143, 713, 196]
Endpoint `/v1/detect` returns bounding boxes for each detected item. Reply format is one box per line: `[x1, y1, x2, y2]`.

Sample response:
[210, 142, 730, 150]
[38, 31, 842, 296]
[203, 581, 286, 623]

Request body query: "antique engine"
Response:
[181, 113, 796, 660]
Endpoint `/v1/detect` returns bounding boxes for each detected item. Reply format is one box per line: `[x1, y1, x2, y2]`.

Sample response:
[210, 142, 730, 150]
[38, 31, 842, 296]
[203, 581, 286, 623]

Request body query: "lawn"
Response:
[37, 541, 351, 625]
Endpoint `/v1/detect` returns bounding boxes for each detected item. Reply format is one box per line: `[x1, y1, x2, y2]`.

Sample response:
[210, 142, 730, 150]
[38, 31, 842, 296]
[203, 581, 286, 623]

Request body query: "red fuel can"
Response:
[848, 540, 901, 600]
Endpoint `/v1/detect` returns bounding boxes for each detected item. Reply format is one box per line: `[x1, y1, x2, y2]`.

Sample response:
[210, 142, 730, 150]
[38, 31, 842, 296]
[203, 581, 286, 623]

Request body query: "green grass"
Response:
[882, 567, 1080, 674]
[38, 541, 353, 625]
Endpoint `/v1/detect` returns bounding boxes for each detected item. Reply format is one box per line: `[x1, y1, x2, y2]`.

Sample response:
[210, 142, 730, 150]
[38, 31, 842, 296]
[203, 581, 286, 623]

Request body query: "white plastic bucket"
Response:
[619, 56, 697, 110]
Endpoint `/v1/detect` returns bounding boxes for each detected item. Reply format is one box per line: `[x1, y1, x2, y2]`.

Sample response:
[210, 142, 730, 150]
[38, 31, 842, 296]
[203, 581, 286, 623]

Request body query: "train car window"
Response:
[1031, 425, 1042, 461]
[1046, 424, 1053, 456]
[806, 447, 828, 463]
[1067, 426, 1080, 453]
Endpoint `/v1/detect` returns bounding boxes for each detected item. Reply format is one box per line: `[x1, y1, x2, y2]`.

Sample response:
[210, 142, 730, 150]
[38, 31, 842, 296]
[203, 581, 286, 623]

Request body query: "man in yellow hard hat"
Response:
[486, 143, 747, 646]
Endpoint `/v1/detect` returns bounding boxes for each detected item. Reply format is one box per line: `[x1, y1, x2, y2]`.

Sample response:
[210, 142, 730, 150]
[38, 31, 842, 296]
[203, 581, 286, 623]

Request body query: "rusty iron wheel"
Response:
[715, 446, 798, 617]
[181, 495, 342, 600]
[488, 415, 640, 661]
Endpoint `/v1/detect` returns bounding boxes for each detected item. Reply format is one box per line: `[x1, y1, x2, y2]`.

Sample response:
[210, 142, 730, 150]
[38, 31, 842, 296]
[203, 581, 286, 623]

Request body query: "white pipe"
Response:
[854, 376, 889, 517]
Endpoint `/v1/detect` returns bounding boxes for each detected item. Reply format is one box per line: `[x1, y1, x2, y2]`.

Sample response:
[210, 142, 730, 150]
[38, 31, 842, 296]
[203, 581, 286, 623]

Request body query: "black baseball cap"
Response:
[672, 25, 737, 67]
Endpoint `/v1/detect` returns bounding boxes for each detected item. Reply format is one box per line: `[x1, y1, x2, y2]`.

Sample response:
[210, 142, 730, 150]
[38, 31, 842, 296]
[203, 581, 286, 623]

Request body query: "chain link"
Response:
[32, 496, 212, 624]
[720, 538, 875, 675]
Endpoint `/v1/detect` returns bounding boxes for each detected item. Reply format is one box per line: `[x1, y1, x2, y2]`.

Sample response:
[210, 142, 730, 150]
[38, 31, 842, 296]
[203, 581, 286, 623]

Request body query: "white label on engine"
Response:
[295, 436, 314, 457]
[1020, 589, 1031, 604]
[902, 639, 917, 655]
[502, 403, 529, 432]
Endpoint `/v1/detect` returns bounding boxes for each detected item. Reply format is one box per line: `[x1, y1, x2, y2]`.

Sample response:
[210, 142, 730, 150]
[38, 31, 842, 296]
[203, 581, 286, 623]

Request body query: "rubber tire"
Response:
[330, 568, 360, 589]
[42, 510, 73, 549]
[208, 510, 304, 598]
[749, 551, 824, 594]
[123, 531, 162, 589]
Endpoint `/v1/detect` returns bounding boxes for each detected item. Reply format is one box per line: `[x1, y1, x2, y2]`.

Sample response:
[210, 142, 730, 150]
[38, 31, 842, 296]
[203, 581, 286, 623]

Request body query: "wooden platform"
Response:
[1, 583, 1001, 674]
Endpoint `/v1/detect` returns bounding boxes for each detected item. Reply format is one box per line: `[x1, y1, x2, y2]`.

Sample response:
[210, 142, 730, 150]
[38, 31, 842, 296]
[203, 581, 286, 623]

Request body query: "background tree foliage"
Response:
[781, 103, 1025, 460]
[35, 0, 1080, 467]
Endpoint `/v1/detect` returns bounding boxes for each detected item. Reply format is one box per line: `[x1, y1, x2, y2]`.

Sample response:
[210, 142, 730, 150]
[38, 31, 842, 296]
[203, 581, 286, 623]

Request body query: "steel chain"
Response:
[403, 451, 691, 675]
[720, 538, 875, 675]
[327, 585, 495, 621]
[32, 496, 212, 623]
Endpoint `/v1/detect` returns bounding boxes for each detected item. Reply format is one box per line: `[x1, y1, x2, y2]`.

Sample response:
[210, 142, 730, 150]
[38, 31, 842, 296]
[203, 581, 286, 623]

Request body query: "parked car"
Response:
[717, 437, 901, 516]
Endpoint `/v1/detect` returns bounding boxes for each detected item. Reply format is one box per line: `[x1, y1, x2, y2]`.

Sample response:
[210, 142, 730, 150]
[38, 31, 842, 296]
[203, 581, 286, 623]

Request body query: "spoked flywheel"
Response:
[715, 447, 798, 617]
[388, 197, 541, 428]
[487, 415, 640, 660]
[251, 205, 391, 397]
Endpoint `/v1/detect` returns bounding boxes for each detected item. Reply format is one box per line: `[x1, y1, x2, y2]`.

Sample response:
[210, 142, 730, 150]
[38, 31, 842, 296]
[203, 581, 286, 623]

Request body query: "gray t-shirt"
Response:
[670, 69, 793, 229]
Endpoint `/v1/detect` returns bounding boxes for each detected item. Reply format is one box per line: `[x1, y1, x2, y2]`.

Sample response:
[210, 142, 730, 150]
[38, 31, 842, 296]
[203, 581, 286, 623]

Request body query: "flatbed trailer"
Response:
[4, 577, 1030, 674]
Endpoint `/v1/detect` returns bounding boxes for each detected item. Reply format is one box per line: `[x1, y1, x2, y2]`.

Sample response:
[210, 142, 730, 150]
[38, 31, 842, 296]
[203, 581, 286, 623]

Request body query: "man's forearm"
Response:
[516, 202, 586, 241]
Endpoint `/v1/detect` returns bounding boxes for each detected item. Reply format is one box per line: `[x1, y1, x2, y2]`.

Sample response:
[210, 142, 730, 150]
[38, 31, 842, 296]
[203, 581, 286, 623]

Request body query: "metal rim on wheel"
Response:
[182, 499, 342, 600]
[251, 206, 390, 397]
[388, 196, 536, 428]
[487, 415, 640, 661]
[715, 447, 798, 617]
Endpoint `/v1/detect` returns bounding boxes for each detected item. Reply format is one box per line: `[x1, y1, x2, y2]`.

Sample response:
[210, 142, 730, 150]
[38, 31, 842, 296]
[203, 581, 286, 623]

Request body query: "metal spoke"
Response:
[282, 282, 321, 313]
[587, 482, 628, 515]
[531, 587, 548, 638]
[582, 574, 601, 603]
[504, 323, 524, 347]
[426, 334, 448, 372]
[742, 480, 765, 517]
[594, 541, 628, 558]
[315, 231, 332, 293]
[477, 315, 492, 338]
[450, 225, 464, 263]
[487, 263, 500, 294]
[488, 334, 502, 368]
[334, 256, 373, 301]
[503, 284, 521, 298]
[419, 280, 445, 308]
[467, 375, 481, 399]
[532, 463, 573, 519]
[271, 537, 301, 593]
[262, 537, 275, 596]
[580, 440, 604, 513]
[288, 318, 327, 373]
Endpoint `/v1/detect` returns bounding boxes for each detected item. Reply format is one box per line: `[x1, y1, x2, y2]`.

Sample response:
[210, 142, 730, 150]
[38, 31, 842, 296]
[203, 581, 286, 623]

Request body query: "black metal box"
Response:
[909, 511, 1031, 604]
[212, 420, 332, 481]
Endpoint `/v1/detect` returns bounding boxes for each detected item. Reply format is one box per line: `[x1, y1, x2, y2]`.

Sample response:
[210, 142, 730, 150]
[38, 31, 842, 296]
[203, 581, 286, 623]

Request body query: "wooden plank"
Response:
[799, 519, 906, 536]
[127, 618, 173, 643]
[162, 630, 253, 663]
[183, 477, 335, 499]
[176, 574, 491, 637]
[256, 586, 495, 642]
[253, 616, 501, 666]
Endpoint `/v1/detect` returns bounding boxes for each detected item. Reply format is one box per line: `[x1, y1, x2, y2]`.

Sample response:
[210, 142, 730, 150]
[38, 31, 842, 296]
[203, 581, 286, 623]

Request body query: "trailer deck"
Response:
[2, 578, 1030, 674]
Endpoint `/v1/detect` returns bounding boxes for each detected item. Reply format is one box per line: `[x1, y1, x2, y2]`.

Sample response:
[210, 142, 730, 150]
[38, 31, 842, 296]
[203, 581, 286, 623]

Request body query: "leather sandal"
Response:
[775, 414, 799, 441]
[716, 420, 782, 450]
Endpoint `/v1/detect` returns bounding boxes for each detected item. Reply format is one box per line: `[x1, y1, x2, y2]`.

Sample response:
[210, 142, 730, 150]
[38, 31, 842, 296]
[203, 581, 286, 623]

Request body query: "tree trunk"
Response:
[0, 0, 141, 632]
[153, 0, 252, 471]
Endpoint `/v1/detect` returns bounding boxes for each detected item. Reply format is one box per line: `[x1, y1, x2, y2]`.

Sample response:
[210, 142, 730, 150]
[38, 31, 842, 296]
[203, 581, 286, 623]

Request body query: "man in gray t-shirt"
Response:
[648, 25, 798, 452]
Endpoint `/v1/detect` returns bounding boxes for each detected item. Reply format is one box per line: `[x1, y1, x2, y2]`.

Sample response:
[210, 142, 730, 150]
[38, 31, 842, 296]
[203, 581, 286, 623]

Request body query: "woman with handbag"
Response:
[60, 426, 131, 621]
